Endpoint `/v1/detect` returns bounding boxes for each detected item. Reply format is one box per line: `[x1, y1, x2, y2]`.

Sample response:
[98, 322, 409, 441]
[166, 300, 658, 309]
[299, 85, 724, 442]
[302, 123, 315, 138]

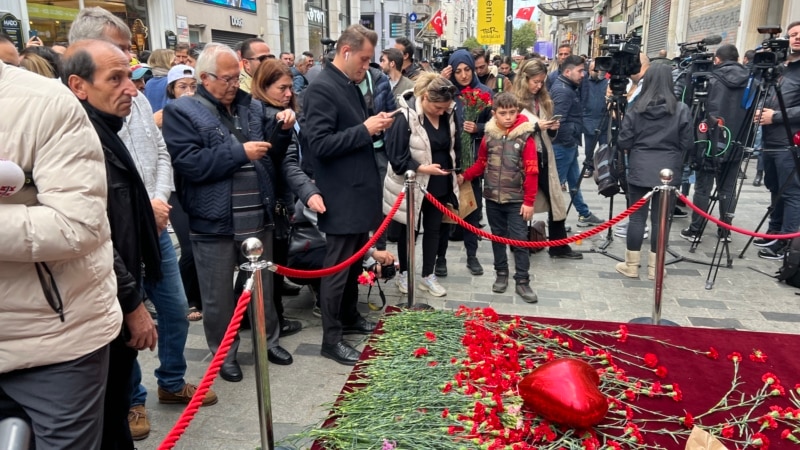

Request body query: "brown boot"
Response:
[128, 404, 150, 441]
[158, 383, 219, 406]
[615, 250, 640, 278]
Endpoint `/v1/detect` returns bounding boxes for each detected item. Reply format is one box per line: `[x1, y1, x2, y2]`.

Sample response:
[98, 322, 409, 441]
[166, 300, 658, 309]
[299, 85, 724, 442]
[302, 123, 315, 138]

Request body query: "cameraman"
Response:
[680, 44, 750, 244]
[755, 21, 800, 259]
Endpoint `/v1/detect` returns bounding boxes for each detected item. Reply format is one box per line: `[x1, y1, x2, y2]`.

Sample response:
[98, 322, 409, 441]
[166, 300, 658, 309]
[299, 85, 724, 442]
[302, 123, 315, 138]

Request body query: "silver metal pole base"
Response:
[629, 317, 679, 326]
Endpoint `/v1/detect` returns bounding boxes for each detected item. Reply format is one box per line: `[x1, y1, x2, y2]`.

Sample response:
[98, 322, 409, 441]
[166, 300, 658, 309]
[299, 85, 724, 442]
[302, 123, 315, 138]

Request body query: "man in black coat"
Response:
[63, 39, 160, 450]
[680, 44, 751, 245]
[302, 24, 395, 365]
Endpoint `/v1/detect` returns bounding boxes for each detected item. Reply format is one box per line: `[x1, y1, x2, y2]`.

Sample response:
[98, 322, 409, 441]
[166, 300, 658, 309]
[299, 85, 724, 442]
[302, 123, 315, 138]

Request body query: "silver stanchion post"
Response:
[630, 169, 678, 326]
[0, 418, 30, 450]
[240, 238, 294, 450]
[397, 171, 433, 310]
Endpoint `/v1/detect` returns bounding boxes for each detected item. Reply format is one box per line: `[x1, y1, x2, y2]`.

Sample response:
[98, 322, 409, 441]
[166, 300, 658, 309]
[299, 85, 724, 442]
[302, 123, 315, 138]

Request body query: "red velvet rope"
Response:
[677, 193, 800, 240]
[271, 191, 406, 278]
[425, 190, 652, 248]
[158, 289, 252, 450]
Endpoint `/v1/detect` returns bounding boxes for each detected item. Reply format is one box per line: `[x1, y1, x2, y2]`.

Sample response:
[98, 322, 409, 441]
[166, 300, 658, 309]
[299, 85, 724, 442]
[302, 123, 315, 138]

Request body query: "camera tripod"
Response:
[565, 79, 628, 262]
[738, 60, 800, 260]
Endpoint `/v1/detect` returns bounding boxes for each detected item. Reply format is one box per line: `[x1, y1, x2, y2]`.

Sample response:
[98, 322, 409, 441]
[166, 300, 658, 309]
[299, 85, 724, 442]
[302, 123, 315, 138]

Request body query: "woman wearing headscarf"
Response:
[438, 49, 493, 278]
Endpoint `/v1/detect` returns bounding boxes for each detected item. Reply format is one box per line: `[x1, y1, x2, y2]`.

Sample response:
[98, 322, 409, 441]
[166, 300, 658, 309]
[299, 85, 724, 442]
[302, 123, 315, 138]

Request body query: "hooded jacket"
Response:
[618, 99, 693, 188]
[463, 114, 538, 206]
[707, 61, 750, 142]
[762, 59, 800, 149]
[447, 49, 493, 158]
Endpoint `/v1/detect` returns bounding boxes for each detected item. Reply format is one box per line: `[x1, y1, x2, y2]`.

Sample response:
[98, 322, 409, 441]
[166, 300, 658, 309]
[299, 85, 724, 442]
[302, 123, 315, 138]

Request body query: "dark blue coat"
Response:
[447, 49, 493, 159]
[581, 76, 609, 136]
[549, 75, 583, 148]
[163, 86, 275, 236]
[301, 62, 382, 235]
[368, 67, 397, 115]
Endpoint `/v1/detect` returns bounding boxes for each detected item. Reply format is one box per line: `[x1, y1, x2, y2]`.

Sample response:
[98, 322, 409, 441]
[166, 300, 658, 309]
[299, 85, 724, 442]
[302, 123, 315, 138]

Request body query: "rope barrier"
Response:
[158, 289, 252, 450]
[677, 193, 800, 241]
[425, 190, 653, 248]
[270, 191, 406, 278]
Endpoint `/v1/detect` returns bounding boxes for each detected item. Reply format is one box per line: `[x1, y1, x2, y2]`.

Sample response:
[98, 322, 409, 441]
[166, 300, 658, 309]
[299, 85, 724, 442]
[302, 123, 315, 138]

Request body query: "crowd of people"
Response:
[2, 6, 800, 447]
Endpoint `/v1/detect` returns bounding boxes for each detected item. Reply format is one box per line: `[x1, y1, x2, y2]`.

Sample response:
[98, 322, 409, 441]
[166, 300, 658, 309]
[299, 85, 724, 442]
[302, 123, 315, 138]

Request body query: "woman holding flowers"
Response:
[440, 49, 494, 277]
[514, 59, 582, 259]
[384, 74, 461, 298]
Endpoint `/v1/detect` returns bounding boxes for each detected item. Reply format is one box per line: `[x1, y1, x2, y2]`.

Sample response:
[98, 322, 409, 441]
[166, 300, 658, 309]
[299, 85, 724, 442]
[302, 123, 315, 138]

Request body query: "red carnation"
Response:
[413, 347, 429, 358]
[643, 353, 659, 368]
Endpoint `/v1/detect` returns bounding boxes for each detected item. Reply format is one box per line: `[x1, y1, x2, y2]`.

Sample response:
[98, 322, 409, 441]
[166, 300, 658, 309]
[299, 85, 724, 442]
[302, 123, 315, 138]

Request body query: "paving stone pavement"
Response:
[137, 159, 799, 449]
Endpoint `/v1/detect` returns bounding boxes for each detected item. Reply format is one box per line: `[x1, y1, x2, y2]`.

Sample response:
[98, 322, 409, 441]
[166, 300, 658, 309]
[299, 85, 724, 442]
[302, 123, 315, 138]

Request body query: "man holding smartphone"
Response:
[550, 55, 603, 231]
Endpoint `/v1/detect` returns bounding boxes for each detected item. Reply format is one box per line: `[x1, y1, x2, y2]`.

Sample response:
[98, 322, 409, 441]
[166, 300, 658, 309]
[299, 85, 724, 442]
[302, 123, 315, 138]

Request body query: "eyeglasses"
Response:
[207, 72, 241, 86]
[432, 85, 458, 95]
[245, 54, 276, 63]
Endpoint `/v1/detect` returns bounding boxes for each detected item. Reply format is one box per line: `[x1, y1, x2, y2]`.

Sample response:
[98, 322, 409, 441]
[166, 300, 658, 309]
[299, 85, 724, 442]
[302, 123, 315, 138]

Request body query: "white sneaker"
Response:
[418, 274, 447, 297]
[396, 271, 408, 294]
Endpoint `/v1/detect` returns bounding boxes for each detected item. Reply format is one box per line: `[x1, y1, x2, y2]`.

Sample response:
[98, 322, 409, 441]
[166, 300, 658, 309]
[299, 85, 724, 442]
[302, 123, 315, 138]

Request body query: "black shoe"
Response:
[220, 360, 243, 382]
[466, 256, 484, 275]
[267, 346, 293, 365]
[758, 241, 786, 260]
[739, 171, 747, 179]
[717, 229, 732, 243]
[282, 280, 302, 296]
[753, 171, 763, 187]
[672, 207, 688, 218]
[679, 228, 700, 243]
[549, 249, 584, 260]
[321, 341, 361, 366]
[492, 272, 509, 293]
[342, 317, 377, 335]
[515, 281, 538, 303]
[280, 319, 302, 337]
[583, 170, 594, 178]
[434, 258, 448, 277]
[754, 237, 778, 248]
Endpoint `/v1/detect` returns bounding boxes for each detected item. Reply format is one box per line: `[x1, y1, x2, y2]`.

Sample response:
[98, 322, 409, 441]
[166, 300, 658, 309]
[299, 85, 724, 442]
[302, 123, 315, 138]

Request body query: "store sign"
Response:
[360, 15, 374, 30]
[176, 15, 190, 44]
[477, 0, 505, 45]
[26, 4, 79, 21]
[308, 7, 325, 25]
[230, 16, 244, 27]
[626, 0, 644, 30]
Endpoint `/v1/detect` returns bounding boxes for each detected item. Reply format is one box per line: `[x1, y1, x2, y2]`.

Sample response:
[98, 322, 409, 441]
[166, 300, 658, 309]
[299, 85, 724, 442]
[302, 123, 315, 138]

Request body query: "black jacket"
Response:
[549, 75, 583, 147]
[250, 100, 320, 208]
[302, 62, 382, 235]
[83, 102, 162, 314]
[618, 100, 693, 188]
[707, 61, 751, 141]
[763, 59, 800, 148]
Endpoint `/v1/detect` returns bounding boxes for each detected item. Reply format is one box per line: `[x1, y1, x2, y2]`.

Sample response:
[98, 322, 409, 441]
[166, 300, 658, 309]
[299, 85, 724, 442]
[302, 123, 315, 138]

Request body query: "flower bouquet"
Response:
[459, 87, 492, 171]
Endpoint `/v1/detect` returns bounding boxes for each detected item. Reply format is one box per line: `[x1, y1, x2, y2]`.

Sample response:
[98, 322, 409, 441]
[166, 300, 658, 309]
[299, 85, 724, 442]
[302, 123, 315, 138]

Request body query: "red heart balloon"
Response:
[518, 358, 608, 429]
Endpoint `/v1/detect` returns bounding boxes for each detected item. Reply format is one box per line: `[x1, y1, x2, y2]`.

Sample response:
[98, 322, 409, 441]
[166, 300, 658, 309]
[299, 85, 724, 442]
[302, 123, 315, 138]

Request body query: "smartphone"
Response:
[267, 119, 285, 144]
[29, 29, 38, 38]
[551, 114, 563, 121]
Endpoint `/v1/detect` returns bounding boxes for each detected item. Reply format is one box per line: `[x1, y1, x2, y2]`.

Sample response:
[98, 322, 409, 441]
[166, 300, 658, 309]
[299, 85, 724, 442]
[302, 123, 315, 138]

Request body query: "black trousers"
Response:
[397, 197, 446, 277]
[537, 156, 571, 255]
[101, 333, 137, 450]
[320, 233, 368, 346]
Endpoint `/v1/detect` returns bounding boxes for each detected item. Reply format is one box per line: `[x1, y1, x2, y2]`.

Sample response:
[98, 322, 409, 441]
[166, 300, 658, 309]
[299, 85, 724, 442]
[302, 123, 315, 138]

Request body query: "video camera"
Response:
[321, 37, 336, 60]
[594, 22, 642, 95]
[432, 47, 455, 71]
[753, 26, 790, 69]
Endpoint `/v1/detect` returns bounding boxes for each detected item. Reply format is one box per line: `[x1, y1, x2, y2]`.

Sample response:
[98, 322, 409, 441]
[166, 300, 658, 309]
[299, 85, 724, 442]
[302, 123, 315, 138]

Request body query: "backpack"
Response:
[691, 114, 738, 171]
[593, 143, 623, 198]
[777, 238, 800, 288]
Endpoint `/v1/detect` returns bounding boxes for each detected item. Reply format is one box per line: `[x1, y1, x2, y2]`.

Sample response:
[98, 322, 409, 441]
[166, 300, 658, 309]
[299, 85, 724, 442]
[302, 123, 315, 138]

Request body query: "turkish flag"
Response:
[515, 6, 535, 21]
[431, 9, 445, 37]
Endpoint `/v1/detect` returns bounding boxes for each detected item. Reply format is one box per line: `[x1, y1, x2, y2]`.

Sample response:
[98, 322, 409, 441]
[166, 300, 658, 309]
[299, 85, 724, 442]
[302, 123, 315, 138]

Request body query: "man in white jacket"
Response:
[0, 61, 122, 448]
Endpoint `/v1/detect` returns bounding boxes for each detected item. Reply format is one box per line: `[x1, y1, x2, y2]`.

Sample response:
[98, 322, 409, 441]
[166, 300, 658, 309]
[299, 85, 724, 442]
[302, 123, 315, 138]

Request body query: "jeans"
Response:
[192, 230, 279, 364]
[485, 200, 530, 281]
[552, 144, 590, 217]
[763, 149, 800, 234]
[130, 231, 190, 404]
[688, 165, 738, 233]
[626, 184, 675, 252]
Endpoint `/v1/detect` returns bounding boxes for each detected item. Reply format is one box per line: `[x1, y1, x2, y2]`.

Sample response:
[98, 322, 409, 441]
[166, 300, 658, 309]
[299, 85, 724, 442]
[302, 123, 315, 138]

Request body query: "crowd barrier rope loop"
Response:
[158, 290, 252, 450]
[425, 189, 653, 248]
[677, 193, 800, 241]
[271, 190, 405, 278]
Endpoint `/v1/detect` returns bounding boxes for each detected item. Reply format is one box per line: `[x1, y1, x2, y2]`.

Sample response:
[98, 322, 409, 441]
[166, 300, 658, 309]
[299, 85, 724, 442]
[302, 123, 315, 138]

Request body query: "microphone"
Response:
[0, 159, 25, 197]
[702, 35, 723, 46]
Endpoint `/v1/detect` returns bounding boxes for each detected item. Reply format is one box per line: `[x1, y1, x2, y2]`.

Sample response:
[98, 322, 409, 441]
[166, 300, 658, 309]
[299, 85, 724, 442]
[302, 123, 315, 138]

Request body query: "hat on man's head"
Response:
[167, 64, 195, 84]
[130, 63, 152, 81]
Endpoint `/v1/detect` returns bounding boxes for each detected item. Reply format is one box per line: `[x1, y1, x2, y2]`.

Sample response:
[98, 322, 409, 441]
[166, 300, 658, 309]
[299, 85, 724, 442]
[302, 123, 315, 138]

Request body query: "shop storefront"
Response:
[25, 0, 150, 51]
[306, 1, 329, 58]
[174, 0, 262, 51]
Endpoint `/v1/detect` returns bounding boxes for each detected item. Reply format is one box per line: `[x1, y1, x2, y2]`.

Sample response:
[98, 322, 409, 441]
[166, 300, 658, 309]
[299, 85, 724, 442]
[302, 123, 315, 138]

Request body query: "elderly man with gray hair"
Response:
[163, 43, 296, 382]
[292, 53, 310, 94]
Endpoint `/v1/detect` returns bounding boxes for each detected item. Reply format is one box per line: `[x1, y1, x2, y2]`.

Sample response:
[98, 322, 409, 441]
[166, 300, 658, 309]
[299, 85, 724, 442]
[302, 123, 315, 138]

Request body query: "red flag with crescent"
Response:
[515, 6, 535, 21]
[431, 10, 445, 37]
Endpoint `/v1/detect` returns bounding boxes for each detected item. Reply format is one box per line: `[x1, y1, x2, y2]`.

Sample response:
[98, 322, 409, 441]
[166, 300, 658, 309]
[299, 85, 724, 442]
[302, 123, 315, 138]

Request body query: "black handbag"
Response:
[528, 220, 547, 254]
[273, 203, 291, 241]
[288, 222, 326, 256]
